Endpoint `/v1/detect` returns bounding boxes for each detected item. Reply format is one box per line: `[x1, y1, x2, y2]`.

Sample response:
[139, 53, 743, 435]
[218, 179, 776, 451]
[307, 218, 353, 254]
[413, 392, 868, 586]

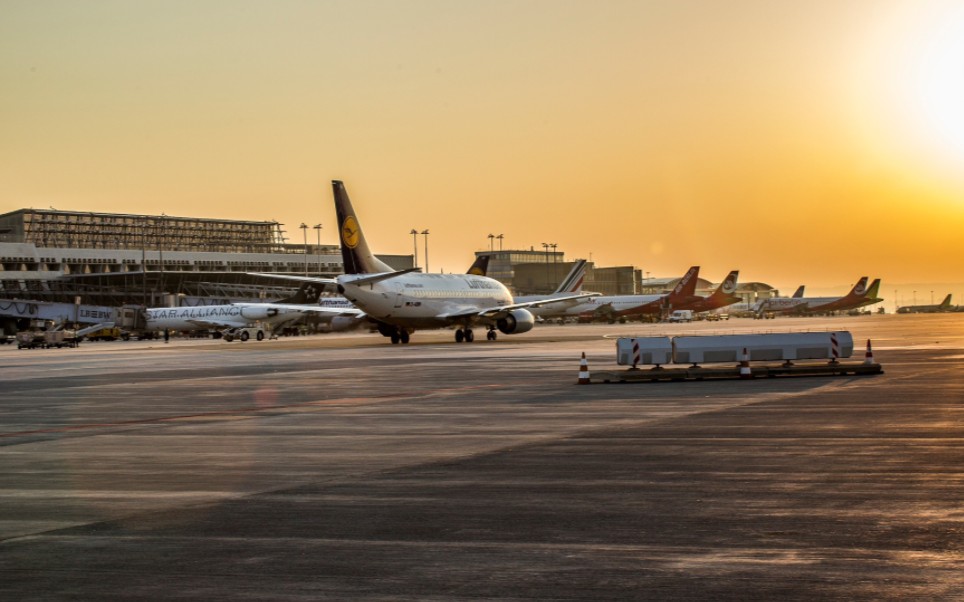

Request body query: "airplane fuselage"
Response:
[339, 273, 513, 329]
[145, 303, 306, 331]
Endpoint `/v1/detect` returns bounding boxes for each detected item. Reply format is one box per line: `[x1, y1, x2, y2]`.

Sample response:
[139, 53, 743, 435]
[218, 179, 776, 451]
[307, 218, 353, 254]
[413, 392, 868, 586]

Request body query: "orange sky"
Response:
[2, 0, 962, 297]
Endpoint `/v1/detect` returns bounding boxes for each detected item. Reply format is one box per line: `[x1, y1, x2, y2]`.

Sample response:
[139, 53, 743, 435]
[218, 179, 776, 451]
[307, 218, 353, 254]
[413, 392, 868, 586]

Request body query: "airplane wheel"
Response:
[465, 329, 474, 342]
[240, 331, 250, 342]
[487, 330, 496, 341]
[391, 332, 400, 344]
[256, 331, 264, 341]
[455, 329, 465, 343]
[400, 330, 410, 344]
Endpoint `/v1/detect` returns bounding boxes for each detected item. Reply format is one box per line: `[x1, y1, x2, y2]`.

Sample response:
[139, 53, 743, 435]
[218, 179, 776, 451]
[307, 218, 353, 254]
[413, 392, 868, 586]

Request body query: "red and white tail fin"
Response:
[668, 266, 700, 301]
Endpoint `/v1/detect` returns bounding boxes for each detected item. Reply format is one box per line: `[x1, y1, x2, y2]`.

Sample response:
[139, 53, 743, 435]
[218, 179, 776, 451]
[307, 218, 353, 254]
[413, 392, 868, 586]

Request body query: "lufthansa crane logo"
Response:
[341, 216, 360, 249]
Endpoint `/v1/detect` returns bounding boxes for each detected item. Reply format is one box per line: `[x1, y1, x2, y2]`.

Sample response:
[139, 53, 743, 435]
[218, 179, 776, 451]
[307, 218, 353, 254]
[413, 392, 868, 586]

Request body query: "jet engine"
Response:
[240, 306, 280, 320]
[496, 308, 535, 335]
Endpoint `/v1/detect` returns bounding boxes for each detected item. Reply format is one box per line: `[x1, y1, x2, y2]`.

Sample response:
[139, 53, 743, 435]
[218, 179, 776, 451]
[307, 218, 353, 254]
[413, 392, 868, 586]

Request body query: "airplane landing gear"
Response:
[390, 328, 411, 344]
[455, 328, 475, 343]
[486, 328, 497, 341]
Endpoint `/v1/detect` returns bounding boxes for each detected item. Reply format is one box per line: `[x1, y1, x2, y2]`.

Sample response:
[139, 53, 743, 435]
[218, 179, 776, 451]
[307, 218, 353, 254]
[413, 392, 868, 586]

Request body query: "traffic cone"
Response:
[739, 347, 753, 379]
[863, 339, 875, 365]
[577, 352, 591, 384]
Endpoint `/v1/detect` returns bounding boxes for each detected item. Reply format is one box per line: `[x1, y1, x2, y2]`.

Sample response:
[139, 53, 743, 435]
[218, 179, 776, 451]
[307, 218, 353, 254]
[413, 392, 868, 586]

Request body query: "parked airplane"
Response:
[754, 277, 882, 315]
[897, 294, 956, 314]
[673, 270, 741, 314]
[144, 282, 361, 338]
[268, 181, 595, 344]
[560, 266, 701, 322]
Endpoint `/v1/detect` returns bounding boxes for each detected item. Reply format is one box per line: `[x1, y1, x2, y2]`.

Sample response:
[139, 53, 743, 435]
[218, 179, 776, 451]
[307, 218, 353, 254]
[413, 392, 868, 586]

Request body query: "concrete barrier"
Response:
[673, 332, 854, 364]
[616, 336, 673, 367]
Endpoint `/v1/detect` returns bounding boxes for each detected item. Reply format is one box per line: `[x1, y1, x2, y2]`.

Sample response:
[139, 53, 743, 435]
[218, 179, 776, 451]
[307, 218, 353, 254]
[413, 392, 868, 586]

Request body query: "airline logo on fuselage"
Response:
[147, 306, 241, 320]
[341, 216, 360, 249]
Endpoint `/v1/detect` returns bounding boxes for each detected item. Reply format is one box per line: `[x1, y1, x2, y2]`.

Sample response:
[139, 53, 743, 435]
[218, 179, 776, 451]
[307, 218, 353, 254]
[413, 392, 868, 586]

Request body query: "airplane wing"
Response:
[475, 292, 600, 319]
[247, 273, 339, 285]
[271, 303, 366, 318]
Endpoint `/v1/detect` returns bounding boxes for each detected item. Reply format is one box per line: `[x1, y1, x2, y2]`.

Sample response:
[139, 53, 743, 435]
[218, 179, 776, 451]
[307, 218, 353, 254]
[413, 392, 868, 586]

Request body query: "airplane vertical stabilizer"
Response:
[332, 180, 394, 275]
[668, 266, 700, 302]
[554, 259, 588, 294]
[792, 286, 805, 298]
[278, 281, 324, 304]
[467, 255, 490, 276]
[847, 277, 870, 298]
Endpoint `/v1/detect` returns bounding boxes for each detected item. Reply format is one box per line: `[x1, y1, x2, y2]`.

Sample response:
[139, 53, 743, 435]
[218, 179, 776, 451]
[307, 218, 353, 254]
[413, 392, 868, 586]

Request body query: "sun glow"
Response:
[911, 7, 964, 160]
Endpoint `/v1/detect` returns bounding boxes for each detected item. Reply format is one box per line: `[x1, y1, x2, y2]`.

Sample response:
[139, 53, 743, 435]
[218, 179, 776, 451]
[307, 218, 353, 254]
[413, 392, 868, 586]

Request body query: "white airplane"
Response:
[558, 265, 701, 322]
[273, 180, 595, 344]
[144, 281, 361, 338]
[312, 254, 494, 333]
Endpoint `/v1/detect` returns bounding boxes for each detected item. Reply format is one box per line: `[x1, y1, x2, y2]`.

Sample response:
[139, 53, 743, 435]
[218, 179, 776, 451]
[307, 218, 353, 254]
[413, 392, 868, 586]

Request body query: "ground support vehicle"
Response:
[222, 326, 267, 342]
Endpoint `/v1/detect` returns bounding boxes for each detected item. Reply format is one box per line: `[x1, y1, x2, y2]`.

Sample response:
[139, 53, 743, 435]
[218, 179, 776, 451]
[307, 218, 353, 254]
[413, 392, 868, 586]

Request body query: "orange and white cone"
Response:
[577, 352, 591, 384]
[863, 339, 875, 365]
[739, 347, 753, 379]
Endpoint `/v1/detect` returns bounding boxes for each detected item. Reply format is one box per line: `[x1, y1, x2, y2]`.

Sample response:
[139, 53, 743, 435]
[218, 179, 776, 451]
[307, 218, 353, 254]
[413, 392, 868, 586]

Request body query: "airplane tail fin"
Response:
[554, 259, 588, 294]
[278, 281, 323, 305]
[848, 276, 870, 298]
[467, 254, 490, 276]
[941, 293, 952, 307]
[668, 266, 700, 301]
[332, 180, 395, 275]
[863, 278, 881, 299]
[717, 270, 739, 296]
[792, 285, 805, 298]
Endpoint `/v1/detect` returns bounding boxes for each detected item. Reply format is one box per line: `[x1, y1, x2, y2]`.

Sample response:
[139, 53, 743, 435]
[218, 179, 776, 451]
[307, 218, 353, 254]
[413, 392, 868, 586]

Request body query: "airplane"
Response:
[317, 254, 493, 332]
[560, 265, 701, 323]
[515, 259, 593, 320]
[260, 182, 596, 344]
[144, 281, 361, 338]
[897, 294, 956, 314]
[672, 270, 741, 314]
[753, 277, 883, 315]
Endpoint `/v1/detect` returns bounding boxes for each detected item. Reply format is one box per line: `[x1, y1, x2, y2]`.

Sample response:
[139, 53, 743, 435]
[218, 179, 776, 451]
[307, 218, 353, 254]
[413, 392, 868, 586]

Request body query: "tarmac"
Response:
[1, 314, 963, 600]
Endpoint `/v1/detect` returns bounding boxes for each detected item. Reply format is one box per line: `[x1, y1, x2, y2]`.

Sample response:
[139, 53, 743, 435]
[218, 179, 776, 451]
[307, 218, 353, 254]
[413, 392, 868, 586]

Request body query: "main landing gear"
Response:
[455, 327, 498, 343]
[389, 329, 410, 344]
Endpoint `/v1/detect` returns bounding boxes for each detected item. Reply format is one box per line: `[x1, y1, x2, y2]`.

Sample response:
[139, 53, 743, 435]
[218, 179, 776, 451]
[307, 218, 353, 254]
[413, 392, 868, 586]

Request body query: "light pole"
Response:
[421, 229, 430, 273]
[313, 224, 322, 274]
[541, 242, 550, 292]
[496, 234, 503, 251]
[300, 223, 308, 276]
[488, 233, 494, 252]
[410, 229, 419, 269]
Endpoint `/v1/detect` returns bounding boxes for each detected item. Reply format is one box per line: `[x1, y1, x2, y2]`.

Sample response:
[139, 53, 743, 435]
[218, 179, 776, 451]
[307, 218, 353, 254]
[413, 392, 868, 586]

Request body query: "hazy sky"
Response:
[2, 0, 963, 296]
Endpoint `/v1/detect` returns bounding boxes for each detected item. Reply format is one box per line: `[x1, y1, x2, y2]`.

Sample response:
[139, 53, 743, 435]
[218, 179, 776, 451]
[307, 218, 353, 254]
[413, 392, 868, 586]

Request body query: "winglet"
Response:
[332, 180, 395, 275]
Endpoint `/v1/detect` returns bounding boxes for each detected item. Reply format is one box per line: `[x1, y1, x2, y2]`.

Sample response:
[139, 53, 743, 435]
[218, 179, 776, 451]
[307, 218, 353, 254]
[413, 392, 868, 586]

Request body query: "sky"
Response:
[2, 0, 963, 299]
